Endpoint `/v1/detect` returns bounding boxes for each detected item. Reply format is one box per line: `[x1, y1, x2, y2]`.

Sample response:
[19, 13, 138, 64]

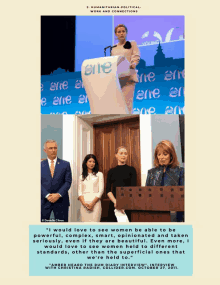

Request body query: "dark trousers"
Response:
[41, 205, 69, 222]
[176, 211, 184, 222]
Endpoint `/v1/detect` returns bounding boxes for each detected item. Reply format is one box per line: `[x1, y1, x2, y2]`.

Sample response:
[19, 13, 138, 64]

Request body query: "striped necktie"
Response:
[50, 160, 55, 177]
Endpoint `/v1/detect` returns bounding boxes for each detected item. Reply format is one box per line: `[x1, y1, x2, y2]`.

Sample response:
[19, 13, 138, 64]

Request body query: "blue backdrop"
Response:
[41, 16, 184, 115]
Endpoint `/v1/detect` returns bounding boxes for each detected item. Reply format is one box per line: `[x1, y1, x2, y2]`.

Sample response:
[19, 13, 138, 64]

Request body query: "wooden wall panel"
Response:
[93, 117, 140, 221]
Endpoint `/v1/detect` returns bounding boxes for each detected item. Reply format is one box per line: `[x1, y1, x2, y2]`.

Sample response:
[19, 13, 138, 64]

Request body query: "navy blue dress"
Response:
[146, 165, 184, 222]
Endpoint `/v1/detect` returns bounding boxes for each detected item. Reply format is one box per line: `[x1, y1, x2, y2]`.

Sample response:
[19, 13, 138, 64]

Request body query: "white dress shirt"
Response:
[45, 157, 61, 198]
[47, 157, 57, 168]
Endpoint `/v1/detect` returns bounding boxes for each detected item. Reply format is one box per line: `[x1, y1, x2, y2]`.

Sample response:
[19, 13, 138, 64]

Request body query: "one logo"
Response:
[75, 80, 84, 89]
[165, 106, 185, 114]
[84, 62, 112, 76]
[78, 95, 88, 104]
[53, 95, 72, 106]
[137, 72, 155, 83]
[169, 87, 184, 97]
[164, 70, 184, 81]
[50, 81, 68, 91]
[136, 89, 160, 100]
[132, 107, 156, 114]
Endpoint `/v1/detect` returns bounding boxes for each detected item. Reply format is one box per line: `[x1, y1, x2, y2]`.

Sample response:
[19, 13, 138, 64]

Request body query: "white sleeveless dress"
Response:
[78, 172, 104, 222]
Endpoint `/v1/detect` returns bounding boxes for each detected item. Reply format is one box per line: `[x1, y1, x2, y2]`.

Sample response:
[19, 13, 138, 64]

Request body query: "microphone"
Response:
[104, 45, 117, 50]
[163, 166, 179, 185]
[104, 45, 112, 50]
[110, 45, 117, 56]
[104, 45, 117, 56]
[104, 45, 111, 57]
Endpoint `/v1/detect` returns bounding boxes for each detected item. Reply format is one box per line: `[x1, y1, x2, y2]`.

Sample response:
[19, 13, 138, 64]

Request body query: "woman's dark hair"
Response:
[82, 154, 99, 181]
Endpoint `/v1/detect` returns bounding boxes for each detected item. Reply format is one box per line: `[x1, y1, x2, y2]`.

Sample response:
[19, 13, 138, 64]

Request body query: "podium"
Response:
[116, 186, 184, 222]
[81, 56, 131, 114]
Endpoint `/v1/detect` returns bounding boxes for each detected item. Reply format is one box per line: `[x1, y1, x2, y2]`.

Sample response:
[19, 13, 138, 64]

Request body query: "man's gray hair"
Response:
[44, 140, 58, 149]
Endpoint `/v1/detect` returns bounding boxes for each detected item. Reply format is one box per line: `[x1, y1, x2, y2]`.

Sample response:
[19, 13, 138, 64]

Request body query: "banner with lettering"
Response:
[41, 63, 184, 115]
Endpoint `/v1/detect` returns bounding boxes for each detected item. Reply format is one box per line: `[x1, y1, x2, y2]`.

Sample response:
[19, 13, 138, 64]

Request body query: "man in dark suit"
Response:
[41, 140, 72, 222]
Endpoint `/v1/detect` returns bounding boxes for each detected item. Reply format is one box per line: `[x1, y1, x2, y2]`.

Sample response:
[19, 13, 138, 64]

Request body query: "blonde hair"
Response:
[115, 146, 128, 154]
[115, 24, 128, 34]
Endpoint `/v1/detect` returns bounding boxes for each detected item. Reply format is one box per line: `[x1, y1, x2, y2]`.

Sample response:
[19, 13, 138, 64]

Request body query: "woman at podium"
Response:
[111, 24, 140, 114]
[106, 146, 137, 222]
[145, 140, 184, 222]
[78, 154, 104, 222]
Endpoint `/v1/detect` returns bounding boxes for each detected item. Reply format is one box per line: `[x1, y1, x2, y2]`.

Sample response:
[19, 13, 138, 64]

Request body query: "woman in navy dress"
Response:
[146, 140, 184, 222]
